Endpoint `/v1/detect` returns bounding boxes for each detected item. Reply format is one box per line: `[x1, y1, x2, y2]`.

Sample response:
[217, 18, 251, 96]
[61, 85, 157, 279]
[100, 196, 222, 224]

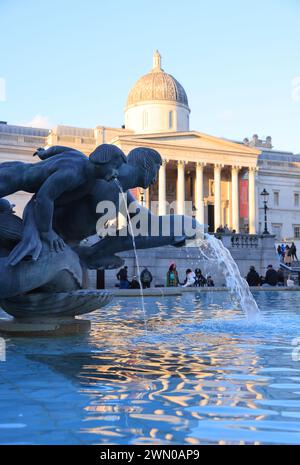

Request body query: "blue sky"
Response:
[1, 0, 299, 152]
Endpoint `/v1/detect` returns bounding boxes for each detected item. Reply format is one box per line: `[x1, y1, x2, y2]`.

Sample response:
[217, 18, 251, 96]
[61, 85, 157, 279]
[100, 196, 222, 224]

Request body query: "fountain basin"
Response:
[0, 289, 113, 336]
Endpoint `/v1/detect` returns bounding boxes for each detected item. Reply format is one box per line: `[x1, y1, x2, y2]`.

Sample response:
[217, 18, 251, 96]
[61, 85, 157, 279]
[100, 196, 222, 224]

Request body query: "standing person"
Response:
[182, 269, 196, 287]
[116, 265, 129, 289]
[291, 242, 298, 261]
[277, 244, 282, 260]
[194, 268, 207, 287]
[246, 266, 261, 286]
[140, 267, 153, 289]
[166, 263, 179, 287]
[284, 245, 292, 267]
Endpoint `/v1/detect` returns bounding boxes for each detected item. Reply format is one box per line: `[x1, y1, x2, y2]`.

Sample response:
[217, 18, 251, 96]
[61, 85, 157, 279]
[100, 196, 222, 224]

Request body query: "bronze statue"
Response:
[0, 144, 197, 328]
[0, 144, 127, 263]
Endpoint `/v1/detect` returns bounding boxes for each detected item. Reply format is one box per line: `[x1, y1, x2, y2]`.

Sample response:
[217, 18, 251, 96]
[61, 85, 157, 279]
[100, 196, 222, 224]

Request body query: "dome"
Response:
[126, 51, 189, 109]
[125, 51, 190, 133]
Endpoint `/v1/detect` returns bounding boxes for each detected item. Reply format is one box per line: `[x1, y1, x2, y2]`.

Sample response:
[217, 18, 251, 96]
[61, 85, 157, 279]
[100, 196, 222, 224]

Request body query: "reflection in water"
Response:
[1, 291, 300, 444]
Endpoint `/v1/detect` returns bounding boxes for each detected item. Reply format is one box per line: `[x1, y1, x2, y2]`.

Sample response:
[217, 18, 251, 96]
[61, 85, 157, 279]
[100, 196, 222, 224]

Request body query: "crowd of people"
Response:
[116, 263, 215, 289]
[216, 224, 237, 234]
[116, 266, 153, 289]
[276, 242, 298, 265]
[116, 255, 298, 290]
[246, 264, 295, 287]
[166, 264, 214, 288]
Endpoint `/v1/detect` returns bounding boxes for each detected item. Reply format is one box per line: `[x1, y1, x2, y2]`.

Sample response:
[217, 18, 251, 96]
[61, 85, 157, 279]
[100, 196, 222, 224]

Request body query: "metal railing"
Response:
[214, 233, 259, 248]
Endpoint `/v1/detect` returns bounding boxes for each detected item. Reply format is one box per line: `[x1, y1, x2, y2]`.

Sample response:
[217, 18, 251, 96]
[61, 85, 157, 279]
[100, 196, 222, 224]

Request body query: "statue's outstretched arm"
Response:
[80, 213, 199, 270]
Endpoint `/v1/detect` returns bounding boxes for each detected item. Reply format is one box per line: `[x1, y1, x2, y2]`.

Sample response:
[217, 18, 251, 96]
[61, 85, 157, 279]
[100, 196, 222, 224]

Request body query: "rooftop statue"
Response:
[0, 144, 199, 334]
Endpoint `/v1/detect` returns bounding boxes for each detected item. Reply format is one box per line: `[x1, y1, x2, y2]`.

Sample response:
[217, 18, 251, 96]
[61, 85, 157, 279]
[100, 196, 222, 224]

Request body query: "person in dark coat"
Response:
[129, 276, 141, 289]
[246, 266, 261, 286]
[291, 242, 298, 261]
[206, 276, 215, 287]
[194, 268, 207, 287]
[277, 268, 285, 286]
[140, 267, 153, 289]
[264, 264, 278, 286]
[116, 265, 129, 289]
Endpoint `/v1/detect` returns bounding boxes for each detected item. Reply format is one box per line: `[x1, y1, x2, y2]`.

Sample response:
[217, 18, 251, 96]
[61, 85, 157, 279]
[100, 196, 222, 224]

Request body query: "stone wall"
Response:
[97, 234, 278, 289]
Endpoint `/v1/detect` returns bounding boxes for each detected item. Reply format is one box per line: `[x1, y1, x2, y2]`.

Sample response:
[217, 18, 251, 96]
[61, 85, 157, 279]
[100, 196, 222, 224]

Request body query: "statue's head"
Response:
[127, 147, 162, 188]
[89, 144, 127, 181]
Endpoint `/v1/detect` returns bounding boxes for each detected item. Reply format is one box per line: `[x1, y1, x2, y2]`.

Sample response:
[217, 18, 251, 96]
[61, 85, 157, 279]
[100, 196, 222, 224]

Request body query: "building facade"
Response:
[0, 51, 299, 244]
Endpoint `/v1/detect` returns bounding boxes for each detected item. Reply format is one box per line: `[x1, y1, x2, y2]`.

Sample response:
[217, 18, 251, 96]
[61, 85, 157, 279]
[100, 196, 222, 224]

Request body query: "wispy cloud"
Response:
[22, 114, 53, 128]
[291, 76, 300, 102]
[216, 109, 234, 122]
[0, 78, 6, 102]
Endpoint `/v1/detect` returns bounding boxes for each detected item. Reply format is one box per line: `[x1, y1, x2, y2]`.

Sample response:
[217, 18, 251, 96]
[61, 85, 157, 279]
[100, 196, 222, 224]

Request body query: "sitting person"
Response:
[277, 268, 285, 286]
[182, 269, 196, 287]
[206, 275, 215, 287]
[194, 268, 207, 287]
[140, 267, 153, 289]
[246, 266, 261, 286]
[129, 276, 141, 289]
[263, 264, 278, 286]
[287, 274, 295, 287]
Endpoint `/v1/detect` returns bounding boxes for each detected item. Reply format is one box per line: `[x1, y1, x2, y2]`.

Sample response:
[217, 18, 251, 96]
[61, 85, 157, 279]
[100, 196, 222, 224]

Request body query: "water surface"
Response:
[0, 291, 300, 445]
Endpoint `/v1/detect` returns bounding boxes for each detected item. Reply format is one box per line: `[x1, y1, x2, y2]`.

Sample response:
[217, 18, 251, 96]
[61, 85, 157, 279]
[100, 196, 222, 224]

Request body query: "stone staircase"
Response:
[280, 261, 300, 284]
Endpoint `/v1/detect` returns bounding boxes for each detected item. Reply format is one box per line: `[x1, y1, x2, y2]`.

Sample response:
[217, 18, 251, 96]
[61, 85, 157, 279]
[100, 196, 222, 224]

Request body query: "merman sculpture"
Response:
[0, 144, 198, 335]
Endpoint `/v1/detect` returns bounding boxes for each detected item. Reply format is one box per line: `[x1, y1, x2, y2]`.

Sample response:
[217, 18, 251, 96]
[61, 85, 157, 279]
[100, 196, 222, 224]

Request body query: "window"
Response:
[273, 191, 279, 207]
[294, 225, 300, 238]
[168, 111, 173, 129]
[209, 179, 215, 197]
[295, 193, 299, 207]
[271, 223, 282, 240]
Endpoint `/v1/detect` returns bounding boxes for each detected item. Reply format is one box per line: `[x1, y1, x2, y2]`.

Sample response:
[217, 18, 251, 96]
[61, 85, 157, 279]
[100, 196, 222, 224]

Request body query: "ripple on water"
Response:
[1, 291, 300, 444]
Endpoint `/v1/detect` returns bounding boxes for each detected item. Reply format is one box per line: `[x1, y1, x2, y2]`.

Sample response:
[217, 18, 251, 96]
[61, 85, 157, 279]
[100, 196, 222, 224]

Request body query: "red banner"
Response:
[130, 188, 138, 200]
[239, 179, 248, 218]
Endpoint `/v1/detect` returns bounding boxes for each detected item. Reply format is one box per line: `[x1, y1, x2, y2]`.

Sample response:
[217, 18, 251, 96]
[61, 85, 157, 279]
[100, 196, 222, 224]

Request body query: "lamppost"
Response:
[260, 188, 269, 234]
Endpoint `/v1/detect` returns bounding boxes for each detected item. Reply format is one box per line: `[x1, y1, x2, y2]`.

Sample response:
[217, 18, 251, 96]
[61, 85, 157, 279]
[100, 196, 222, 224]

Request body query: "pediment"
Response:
[115, 131, 260, 156]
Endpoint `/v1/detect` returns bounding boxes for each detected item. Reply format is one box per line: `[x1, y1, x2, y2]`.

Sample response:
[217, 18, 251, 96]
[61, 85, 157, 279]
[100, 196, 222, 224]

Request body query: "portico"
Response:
[113, 130, 260, 233]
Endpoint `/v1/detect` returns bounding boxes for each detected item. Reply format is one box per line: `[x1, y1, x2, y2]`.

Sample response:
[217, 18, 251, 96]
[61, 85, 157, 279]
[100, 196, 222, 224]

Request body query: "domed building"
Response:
[1, 50, 299, 280]
[125, 51, 190, 133]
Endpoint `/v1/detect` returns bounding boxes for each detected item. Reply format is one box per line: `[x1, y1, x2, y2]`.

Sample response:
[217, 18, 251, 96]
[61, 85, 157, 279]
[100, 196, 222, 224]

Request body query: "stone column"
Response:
[231, 165, 240, 233]
[214, 164, 222, 230]
[158, 159, 167, 215]
[195, 162, 205, 225]
[248, 167, 257, 234]
[177, 160, 185, 215]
